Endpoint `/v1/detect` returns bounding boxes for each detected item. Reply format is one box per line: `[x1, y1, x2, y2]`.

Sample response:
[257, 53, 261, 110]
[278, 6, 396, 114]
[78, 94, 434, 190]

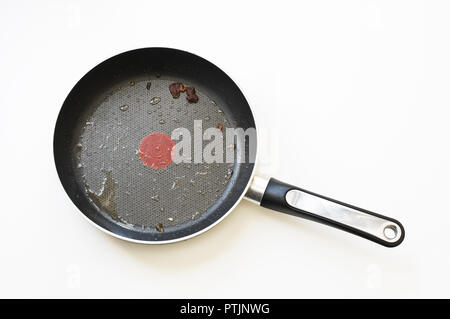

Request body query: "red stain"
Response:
[138, 133, 175, 169]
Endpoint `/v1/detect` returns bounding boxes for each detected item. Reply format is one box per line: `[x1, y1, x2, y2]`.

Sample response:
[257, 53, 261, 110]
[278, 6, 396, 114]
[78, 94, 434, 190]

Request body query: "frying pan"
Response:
[54, 47, 405, 247]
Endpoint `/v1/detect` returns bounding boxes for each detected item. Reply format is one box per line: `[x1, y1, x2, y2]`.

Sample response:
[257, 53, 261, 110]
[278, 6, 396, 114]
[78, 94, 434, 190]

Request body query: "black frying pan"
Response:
[54, 48, 404, 247]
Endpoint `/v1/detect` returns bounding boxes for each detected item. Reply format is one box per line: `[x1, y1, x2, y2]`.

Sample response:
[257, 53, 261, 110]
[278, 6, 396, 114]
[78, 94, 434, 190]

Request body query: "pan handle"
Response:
[245, 176, 405, 247]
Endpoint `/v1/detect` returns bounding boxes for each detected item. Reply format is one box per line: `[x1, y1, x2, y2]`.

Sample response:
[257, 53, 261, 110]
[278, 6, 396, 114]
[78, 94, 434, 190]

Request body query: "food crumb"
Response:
[156, 223, 164, 232]
[217, 123, 223, 131]
[169, 83, 198, 103]
[168, 217, 174, 222]
[192, 212, 200, 220]
[186, 87, 198, 103]
[130, 81, 135, 86]
[169, 83, 184, 98]
[150, 97, 161, 105]
[225, 168, 233, 180]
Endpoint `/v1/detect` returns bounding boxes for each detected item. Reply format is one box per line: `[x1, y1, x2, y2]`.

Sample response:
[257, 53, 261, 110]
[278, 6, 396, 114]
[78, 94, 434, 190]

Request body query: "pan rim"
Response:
[54, 47, 259, 244]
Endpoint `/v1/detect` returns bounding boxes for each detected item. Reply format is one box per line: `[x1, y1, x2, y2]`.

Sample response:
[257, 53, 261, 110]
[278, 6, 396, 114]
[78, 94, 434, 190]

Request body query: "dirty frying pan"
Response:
[54, 48, 405, 247]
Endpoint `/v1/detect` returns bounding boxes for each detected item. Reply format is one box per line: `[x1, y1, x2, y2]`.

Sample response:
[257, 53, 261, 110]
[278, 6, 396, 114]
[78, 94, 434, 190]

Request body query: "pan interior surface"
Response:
[54, 48, 256, 242]
[76, 78, 234, 229]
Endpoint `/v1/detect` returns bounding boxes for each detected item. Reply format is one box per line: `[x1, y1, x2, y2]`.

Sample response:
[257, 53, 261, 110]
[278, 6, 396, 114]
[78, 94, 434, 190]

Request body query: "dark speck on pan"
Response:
[169, 82, 184, 98]
[156, 223, 164, 232]
[169, 82, 198, 103]
[186, 87, 198, 103]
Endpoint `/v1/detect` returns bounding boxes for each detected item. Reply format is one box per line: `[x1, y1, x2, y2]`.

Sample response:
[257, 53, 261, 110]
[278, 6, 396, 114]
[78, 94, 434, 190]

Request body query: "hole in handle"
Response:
[383, 225, 398, 240]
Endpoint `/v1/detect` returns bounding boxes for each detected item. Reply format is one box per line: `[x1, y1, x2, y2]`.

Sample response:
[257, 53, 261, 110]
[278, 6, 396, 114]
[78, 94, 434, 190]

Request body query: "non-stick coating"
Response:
[54, 48, 256, 242]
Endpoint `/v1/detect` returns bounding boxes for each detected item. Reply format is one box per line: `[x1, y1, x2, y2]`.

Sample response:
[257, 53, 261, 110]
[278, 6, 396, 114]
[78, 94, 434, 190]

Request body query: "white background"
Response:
[1, 0, 449, 298]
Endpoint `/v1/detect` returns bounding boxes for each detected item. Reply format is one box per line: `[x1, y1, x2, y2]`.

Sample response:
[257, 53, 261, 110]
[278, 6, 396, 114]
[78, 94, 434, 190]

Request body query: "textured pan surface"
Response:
[76, 78, 234, 228]
[54, 48, 256, 242]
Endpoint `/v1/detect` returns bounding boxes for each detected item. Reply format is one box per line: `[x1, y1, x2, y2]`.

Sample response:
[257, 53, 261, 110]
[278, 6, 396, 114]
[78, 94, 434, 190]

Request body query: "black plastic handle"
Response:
[260, 178, 405, 247]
